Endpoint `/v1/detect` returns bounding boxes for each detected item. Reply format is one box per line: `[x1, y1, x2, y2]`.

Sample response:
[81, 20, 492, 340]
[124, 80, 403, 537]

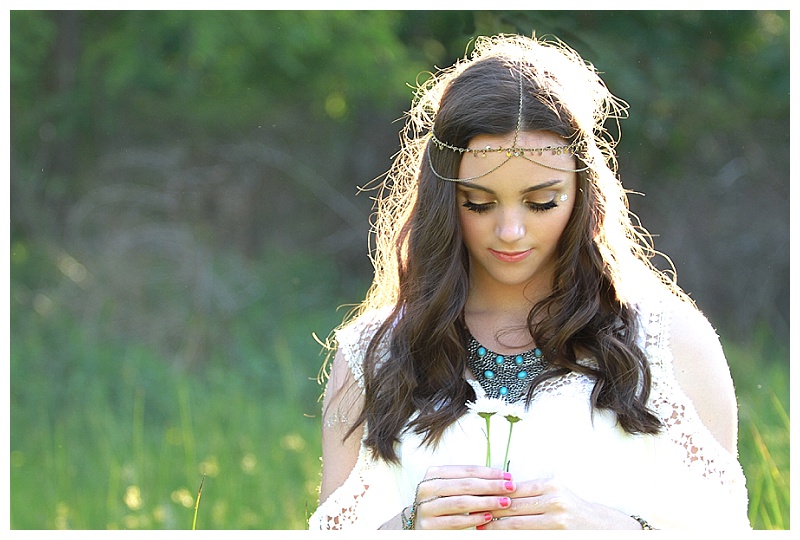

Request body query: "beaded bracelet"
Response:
[401, 505, 415, 530]
[402, 477, 445, 530]
[631, 515, 655, 530]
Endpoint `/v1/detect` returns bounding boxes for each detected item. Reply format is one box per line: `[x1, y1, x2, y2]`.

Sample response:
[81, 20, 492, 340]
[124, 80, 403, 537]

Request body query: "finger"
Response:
[417, 475, 516, 499]
[503, 476, 556, 497]
[490, 494, 547, 519]
[479, 515, 556, 530]
[416, 495, 511, 530]
[425, 464, 514, 481]
[495, 481, 574, 519]
[420, 494, 513, 516]
[419, 465, 515, 499]
[418, 510, 494, 530]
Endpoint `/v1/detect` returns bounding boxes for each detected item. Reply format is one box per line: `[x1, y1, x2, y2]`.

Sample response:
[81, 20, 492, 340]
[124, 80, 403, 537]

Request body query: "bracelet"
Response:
[403, 476, 444, 530]
[631, 515, 655, 530]
[401, 505, 414, 530]
[416, 495, 441, 506]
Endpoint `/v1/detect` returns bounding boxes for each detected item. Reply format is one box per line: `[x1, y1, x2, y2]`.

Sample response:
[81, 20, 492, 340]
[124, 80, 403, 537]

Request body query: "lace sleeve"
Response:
[333, 308, 393, 391]
[639, 296, 750, 528]
[308, 309, 401, 530]
[307, 444, 404, 530]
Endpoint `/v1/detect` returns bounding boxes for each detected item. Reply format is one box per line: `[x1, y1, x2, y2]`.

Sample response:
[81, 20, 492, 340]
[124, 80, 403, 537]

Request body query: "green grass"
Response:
[10, 328, 326, 529]
[9, 247, 352, 529]
[726, 335, 791, 530]
[9, 248, 790, 529]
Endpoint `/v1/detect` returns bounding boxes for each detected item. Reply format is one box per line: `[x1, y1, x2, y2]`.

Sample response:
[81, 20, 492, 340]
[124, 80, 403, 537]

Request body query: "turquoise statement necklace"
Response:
[467, 334, 547, 402]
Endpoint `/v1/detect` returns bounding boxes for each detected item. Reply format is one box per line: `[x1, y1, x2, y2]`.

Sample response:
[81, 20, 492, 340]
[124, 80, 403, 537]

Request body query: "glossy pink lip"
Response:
[489, 248, 533, 263]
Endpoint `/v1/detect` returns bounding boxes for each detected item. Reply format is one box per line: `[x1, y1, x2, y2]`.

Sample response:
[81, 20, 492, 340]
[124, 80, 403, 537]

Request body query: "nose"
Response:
[495, 207, 526, 244]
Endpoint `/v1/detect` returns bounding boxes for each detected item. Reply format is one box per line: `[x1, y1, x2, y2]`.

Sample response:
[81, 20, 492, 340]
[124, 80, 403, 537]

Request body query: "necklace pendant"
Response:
[467, 336, 547, 402]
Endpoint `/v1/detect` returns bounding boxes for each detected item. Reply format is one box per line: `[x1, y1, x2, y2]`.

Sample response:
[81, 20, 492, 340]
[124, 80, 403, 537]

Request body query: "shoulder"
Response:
[319, 307, 396, 504]
[319, 348, 365, 505]
[335, 307, 392, 350]
[659, 295, 739, 453]
[334, 306, 396, 388]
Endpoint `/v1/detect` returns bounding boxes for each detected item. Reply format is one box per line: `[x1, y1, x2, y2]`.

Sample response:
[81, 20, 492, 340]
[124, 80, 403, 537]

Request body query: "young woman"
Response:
[308, 34, 749, 530]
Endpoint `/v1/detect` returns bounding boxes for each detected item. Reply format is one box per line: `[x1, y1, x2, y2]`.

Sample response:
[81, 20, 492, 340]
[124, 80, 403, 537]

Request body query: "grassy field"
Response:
[9, 250, 790, 530]
[726, 334, 791, 530]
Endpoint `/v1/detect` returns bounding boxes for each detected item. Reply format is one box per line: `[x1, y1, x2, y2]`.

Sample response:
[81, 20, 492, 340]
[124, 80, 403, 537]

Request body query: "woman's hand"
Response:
[409, 465, 518, 530]
[477, 477, 642, 530]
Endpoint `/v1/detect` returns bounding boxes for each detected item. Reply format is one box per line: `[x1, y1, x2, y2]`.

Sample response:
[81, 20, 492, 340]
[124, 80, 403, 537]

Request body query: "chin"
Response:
[488, 270, 541, 288]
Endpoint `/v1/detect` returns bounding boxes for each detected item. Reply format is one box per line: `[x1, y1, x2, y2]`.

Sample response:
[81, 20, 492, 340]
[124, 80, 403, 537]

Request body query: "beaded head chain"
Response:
[426, 69, 590, 183]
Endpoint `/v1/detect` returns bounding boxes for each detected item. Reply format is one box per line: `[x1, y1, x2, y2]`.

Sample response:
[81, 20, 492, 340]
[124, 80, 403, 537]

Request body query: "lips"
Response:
[489, 248, 533, 263]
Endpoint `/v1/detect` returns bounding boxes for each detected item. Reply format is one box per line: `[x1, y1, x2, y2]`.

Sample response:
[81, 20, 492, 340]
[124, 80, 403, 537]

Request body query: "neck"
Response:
[464, 273, 552, 353]
[465, 274, 552, 318]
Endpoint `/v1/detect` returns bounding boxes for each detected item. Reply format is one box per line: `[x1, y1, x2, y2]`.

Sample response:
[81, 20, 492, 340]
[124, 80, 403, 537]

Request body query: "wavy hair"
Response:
[336, 35, 689, 462]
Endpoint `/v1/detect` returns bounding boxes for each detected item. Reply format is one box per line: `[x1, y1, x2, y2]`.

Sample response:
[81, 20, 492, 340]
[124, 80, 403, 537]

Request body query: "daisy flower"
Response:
[466, 396, 506, 467]
[498, 401, 528, 471]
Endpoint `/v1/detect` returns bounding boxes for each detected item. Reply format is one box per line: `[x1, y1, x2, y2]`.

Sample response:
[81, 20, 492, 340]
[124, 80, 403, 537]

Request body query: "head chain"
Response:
[426, 67, 590, 182]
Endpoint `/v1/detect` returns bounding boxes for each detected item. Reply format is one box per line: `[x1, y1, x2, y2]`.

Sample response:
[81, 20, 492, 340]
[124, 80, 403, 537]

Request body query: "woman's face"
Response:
[456, 131, 577, 296]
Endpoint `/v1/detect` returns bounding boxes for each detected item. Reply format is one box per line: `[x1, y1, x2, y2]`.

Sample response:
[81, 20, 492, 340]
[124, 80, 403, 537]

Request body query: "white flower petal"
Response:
[498, 401, 529, 422]
[466, 396, 506, 416]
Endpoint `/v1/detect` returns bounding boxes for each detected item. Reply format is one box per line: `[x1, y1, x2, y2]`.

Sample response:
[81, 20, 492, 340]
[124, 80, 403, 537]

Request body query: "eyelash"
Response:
[462, 200, 558, 214]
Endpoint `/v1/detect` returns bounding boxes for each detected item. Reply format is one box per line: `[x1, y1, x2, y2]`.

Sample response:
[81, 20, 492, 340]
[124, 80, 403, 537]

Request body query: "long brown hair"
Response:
[338, 35, 689, 462]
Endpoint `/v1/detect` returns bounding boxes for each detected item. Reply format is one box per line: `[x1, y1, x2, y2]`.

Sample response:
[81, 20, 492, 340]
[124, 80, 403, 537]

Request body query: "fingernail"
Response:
[504, 481, 515, 491]
[503, 472, 513, 481]
[499, 497, 511, 508]
[484, 512, 493, 521]
[477, 525, 486, 530]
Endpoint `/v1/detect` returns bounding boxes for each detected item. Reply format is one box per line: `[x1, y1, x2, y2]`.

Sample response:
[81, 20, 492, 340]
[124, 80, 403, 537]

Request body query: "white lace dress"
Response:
[308, 293, 750, 530]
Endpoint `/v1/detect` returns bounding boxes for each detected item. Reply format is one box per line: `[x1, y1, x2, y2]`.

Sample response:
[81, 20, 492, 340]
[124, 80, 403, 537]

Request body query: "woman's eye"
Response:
[462, 201, 494, 214]
[462, 198, 560, 214]
[526, 200, 558, 212]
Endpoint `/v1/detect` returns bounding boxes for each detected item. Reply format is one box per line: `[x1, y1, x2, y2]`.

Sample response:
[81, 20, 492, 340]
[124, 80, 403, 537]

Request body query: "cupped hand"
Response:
[411, 465, 517, 529]
[478, 477, 642, 530]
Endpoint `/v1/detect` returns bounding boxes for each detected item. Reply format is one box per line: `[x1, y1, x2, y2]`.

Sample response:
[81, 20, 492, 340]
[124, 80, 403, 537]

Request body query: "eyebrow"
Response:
[457, 179, 563, 195]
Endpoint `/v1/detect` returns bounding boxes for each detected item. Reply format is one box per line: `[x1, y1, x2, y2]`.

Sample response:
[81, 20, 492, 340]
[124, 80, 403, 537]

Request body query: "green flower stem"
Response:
[484, 416, 491, 467]
[503, 422, 514, 472]
[503, 415, 521, 473]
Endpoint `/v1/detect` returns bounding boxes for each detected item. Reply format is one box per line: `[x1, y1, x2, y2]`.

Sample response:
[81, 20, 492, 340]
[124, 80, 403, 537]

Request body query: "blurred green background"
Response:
[9, 10, 789, 530]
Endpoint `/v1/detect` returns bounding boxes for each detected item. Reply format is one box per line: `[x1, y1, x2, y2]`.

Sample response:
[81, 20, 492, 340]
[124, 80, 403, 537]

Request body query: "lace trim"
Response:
[316, 480, 370, 530]
[335, 309, 393, 391]
[310, 446, 375, 530]
[535, 369, 593, 398]
[469, 368, 594, 404]
[641, 299, 740, 489]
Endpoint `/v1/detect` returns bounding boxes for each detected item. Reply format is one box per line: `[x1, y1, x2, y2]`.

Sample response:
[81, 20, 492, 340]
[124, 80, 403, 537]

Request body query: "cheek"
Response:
[458, 211, 483, 250]
[549, 203, 575, 244]
[530, 203, 574, 248]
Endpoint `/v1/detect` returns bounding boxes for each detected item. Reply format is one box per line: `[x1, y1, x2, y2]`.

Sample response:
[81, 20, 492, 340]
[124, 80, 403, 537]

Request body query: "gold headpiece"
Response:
[426, 69, 589, 182]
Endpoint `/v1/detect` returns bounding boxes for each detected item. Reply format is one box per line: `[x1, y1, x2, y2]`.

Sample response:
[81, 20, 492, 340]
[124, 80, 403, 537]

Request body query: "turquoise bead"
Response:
[484, 370, 495, 379]
[496, 355, 505, 365]
[515, 355, 523, 365]
[499, 387, 508, 395]
[534, 348, 543, 358]
[478, 347, 487, 357]
[517, 371, 527, 379]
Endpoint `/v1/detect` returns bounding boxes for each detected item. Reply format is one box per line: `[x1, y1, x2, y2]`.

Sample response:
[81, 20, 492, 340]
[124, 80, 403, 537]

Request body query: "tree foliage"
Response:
[10, 10, 790, 349]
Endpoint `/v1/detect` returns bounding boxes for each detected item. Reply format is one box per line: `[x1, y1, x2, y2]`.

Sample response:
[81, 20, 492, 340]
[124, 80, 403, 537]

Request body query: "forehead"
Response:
[457, 131, 578, 187]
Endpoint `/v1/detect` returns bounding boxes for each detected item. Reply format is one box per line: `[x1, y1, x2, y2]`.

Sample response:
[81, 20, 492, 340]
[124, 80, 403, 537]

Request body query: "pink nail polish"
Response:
[477, 525, 485, 530]
[484, 512, 493, 521]
[503, 472, 513, 481]
[504, 481, 515, 491]
[499, 497, 511, 508]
